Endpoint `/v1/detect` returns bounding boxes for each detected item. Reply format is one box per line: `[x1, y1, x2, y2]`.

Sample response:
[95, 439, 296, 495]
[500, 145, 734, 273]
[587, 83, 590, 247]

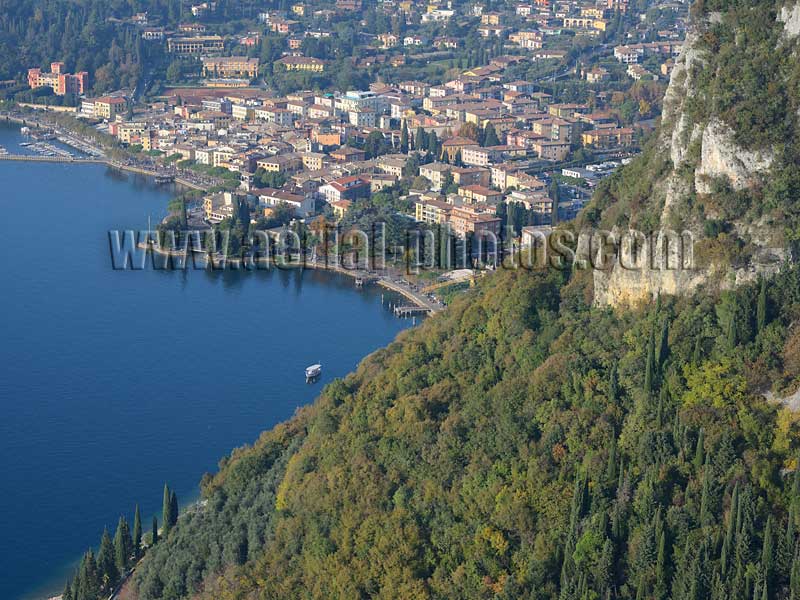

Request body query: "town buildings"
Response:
[27, 63, 88, 96]
[167, 35, 226, 55]
[201, 57, 260, 80]
[52, 0, 684, 255]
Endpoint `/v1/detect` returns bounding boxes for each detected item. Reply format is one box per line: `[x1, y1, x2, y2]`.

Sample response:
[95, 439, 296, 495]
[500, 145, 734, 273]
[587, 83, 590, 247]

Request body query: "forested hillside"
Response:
[0, 0, 267, 94]
[116, 261, 800, 600]
[0, 0, 156, 92]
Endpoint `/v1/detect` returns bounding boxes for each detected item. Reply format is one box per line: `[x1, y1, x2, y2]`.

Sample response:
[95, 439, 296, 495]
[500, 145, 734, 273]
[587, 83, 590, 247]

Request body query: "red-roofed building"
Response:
[318, 176, 370, 203]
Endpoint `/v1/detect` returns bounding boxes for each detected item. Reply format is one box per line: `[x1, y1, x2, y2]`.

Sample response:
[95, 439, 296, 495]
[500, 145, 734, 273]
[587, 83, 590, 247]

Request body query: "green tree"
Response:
[166, 60, 182, 83]
[694, 429, 705, 470]
[114, 516, 132, 574]
[400, 120, 409, 154]
[442, 170, 457, 195]
[169, 491, 179, 530]
[151, 516, 159, 546]
[162, 484, 172, 535]
[658, 318, 669, 369]
[62, 577, 74, 600]
[133, 504, 142, 558]
[757, 276, 767, 333]
[550, 179, 560, 225]
[364, 131, 388, 159]
[415, 126, 427, 152]
[762, 515, 774, 589]
[483, 122, 500, 147]
[644, 327, 655, 395]
[76, 549, 100, 600]
[96, 527, 118, 589]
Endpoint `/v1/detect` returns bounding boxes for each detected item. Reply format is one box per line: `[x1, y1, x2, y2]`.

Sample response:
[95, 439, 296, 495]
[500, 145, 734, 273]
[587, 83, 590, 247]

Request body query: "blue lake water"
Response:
[0, 123, 412, 600]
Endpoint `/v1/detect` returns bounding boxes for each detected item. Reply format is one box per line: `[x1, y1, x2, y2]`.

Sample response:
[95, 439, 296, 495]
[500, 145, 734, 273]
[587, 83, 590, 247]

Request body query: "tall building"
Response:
[27, 62, 88, 96]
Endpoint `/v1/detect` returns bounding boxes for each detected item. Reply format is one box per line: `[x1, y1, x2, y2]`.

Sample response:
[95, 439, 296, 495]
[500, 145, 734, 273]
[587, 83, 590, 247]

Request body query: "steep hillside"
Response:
[586, 0, 800, 306]
[120, 264, 800, 600]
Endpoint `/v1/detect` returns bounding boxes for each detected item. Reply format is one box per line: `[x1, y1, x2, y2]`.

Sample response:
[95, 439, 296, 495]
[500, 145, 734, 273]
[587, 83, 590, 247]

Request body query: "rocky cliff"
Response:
[592, 0, 800, 307]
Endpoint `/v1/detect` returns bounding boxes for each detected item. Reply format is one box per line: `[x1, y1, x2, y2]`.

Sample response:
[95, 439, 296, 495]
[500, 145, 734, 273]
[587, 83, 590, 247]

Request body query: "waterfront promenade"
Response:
[1, 112, 213, 191]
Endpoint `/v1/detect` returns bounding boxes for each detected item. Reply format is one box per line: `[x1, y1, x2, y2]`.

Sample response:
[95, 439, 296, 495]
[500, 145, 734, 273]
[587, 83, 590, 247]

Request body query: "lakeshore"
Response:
[134, 240, 445, 313]
[0, 112, 212, 191]
[0, 114, 443, 315]
[0, 147, 415, 600]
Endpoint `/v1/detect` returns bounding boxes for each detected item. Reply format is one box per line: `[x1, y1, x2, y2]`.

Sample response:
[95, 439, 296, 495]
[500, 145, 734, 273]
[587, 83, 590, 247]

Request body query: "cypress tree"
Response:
[598, 538, 614, 593]
[790, 545, 800, 600]
[722, 484, 739, 575]
[612, 501, 623, 542]
[780, 510, 796, 580]
[736, 489, 755, 583]
[700, 456, 712, 526]
[62, 577, 74, 600]
[672, 412, 682, 452]
[400, 120, 409, 153]
[162, 483, 172, 535]
[169, 490, 179, 529]
[97, 527, 118, 589]
[550, 179, 560, 225]
[658, 318, 669, 369]
[635, 575, 646, 600]
[693, 335, 703, 366]
[483, 122, 500, 147]
[726, 305, 738, 350]
[644, 328, 655, 395]
[711, 568, 726, 600]
[657, 385, 668, 428]
[152, 515, 159, 545]
[605, 433, 618, 484]
[113, 516, 132, 574]
[133, 504, 142, 558]
[757, 276, 767, 333]
[608, 364, 619, 402]
[655, 530, 668, 600]
[694, 429, 705, 470]
[76, 549, 100, 600]
[793, 462, 800, 516]
[763, 515, 775, 588]
[505, 203, 517, 237]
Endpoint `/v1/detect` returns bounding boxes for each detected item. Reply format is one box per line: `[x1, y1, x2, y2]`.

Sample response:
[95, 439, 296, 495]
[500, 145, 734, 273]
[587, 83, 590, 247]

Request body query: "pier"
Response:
[393, 305, 432, 317]
[0, 154, 105, 164]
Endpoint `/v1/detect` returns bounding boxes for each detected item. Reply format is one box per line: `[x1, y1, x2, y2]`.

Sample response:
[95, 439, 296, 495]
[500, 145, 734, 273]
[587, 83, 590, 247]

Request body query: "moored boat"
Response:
[305, 363, 322, 380]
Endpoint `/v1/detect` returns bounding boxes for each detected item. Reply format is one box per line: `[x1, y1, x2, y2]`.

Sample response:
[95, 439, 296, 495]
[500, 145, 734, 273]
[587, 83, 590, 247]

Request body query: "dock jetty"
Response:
[393, 305, 432, 317]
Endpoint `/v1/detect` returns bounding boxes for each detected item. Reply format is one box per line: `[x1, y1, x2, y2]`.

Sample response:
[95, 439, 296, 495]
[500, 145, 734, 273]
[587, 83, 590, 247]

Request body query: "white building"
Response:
[256, 188, 315, 218]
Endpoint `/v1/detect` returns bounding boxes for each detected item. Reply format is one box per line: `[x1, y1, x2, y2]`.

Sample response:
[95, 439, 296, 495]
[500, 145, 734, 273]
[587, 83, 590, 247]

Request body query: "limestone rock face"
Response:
[694, 119, 773, 195]
[661, 30, 703, 169]
[593, 16, 785, 308]
[779, 2, 800, 37]
[593, 265, 706, 308]
[591, 229, 704, 307]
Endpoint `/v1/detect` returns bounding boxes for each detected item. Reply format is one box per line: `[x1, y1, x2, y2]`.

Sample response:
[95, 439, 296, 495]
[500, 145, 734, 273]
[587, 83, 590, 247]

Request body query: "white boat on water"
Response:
[305, 363, 322, 380]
